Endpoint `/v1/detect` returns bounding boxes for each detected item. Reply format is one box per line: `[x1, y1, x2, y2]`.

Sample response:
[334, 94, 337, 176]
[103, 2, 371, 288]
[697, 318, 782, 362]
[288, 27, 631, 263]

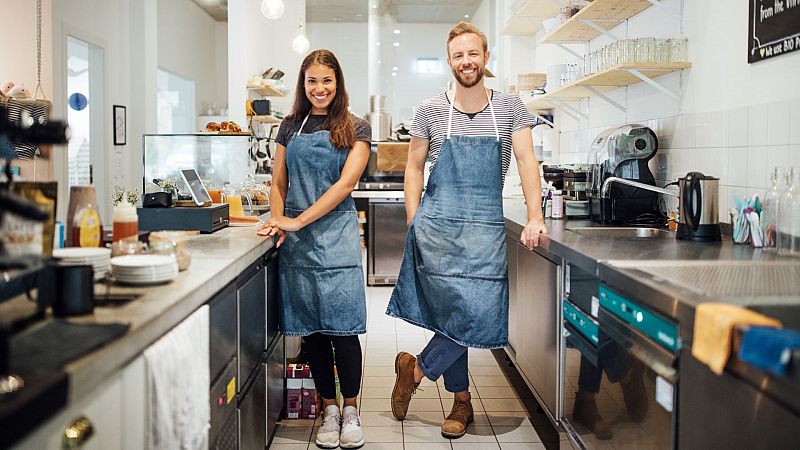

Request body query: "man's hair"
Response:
[447, 21, 488, 54]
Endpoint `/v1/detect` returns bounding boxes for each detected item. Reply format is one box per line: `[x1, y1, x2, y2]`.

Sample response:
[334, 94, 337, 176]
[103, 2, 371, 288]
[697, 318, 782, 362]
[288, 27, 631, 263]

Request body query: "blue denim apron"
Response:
[279, 114, 367, 336]
[387, 90, 509, 349]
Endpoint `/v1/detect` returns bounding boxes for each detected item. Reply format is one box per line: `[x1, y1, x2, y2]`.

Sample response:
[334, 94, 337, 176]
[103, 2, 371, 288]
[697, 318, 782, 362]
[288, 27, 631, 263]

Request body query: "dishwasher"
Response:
[561, 271, 679, 449]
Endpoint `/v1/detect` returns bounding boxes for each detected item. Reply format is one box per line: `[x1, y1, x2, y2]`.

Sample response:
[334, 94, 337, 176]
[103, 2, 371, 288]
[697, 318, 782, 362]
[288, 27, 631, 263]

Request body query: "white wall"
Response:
[307, 22, 369, 115]
[157, 0, 228, 114]
[228, 0, 306, 125]
[500, 0, 800, 223]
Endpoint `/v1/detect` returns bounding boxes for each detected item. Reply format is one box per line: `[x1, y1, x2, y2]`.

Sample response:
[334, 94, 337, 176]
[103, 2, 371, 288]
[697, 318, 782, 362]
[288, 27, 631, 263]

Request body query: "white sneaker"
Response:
[339, 406, 365, 449]
[315, 405, 341, 448]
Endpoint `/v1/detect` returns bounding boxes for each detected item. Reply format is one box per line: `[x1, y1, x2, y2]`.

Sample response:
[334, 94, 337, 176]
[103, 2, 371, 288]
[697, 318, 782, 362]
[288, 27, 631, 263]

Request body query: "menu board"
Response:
[749, 0, 800, 63]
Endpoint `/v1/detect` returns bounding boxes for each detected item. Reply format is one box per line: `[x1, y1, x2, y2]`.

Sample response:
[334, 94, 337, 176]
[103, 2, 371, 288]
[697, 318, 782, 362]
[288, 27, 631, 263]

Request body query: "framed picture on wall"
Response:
[113, 105, 126, 145]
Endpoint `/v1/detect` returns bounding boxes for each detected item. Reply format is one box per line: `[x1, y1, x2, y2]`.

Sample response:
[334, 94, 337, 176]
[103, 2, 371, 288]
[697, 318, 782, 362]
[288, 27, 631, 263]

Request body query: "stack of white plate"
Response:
[52, 247, 112, 280]
[110, 255, 179, 285]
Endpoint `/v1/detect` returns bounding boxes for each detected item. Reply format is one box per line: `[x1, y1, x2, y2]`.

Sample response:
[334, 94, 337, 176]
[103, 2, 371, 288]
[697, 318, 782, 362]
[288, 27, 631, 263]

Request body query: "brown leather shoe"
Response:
[441, 394, 474, 439]
[572, 390, 612, 440]
[391, 352, 420, 420]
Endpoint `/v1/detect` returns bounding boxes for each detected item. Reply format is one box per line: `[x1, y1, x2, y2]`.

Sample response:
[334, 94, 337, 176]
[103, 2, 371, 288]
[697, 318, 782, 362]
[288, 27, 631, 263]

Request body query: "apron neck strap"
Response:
[447, 88, 499, 141]
[296, 113, 312, 136]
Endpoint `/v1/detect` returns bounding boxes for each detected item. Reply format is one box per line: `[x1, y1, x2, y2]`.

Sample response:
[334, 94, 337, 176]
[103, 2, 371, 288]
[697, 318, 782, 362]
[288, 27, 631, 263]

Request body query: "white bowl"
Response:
[543, 17, 561, 33]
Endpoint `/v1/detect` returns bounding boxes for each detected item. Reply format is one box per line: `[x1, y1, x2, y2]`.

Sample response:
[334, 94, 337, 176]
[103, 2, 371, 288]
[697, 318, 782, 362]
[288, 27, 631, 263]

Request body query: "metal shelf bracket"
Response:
[584, 86, 626, 112]
[580, 19, 619, 41]
[554, 43, 584, 60]
[551, 99, 587, 120]
[533, 113, 557, 128]
[625, 69, 681, 101]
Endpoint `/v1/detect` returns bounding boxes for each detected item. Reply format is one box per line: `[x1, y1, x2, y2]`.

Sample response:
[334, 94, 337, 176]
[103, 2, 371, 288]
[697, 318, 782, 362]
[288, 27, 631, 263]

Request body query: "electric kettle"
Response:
[677, 172, 722, 242]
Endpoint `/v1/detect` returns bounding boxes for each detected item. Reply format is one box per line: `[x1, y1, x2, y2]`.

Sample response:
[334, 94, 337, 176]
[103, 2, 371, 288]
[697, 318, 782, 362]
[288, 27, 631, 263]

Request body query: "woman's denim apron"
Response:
[387, 90, 509, 349]
[279, 114, 367, 336]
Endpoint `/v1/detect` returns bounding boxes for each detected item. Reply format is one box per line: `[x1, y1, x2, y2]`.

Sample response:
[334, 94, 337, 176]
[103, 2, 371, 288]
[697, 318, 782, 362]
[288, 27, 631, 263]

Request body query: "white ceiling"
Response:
[308, 0, 483, 24]
[190, 0, 483, 24]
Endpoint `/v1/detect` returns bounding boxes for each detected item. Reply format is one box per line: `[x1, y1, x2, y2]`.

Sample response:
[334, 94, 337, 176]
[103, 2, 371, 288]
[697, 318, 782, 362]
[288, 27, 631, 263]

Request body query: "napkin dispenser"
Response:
[137, 203, 229, 233]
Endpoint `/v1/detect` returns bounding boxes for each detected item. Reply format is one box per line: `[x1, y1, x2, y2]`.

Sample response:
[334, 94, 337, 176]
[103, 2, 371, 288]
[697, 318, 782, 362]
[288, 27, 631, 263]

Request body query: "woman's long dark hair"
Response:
[286, 49, 355, 149]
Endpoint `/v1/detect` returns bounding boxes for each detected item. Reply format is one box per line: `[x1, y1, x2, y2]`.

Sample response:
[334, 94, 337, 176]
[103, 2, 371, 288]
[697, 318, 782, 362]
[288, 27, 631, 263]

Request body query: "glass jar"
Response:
[669, 37, 688, 62]
[635, 38, 656, 63]
[112, 200, 138, 243]
[761, 167, 786, 251]
[111, 238, 146, 257]
[149, 231, 192, 271]
[618, 39, 636, 64]
[655, 38, 670, 63]
[776, 167, 800, 256]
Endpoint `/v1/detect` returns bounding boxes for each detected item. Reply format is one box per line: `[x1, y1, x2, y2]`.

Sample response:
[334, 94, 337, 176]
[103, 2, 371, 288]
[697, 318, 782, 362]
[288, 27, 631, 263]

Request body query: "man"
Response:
[386, 22, 547, 439]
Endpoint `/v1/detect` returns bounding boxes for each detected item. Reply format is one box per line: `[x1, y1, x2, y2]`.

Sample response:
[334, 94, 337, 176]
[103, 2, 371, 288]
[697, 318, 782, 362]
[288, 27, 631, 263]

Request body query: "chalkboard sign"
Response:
[749, 0, 800, 63]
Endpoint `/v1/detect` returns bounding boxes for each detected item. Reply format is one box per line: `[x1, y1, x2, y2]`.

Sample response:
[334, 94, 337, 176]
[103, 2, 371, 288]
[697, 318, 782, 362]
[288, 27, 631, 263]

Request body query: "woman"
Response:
[258, 49, 370, 449]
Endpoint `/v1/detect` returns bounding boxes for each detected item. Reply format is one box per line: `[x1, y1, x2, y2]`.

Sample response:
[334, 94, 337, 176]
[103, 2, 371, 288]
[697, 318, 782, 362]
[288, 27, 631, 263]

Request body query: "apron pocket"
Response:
[283, 208, 361, 269]
[414, 214, 507, 279]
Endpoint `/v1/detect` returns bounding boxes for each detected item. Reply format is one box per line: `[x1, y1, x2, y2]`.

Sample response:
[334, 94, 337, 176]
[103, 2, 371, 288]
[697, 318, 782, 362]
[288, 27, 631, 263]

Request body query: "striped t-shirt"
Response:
[410, 89, 536, 183]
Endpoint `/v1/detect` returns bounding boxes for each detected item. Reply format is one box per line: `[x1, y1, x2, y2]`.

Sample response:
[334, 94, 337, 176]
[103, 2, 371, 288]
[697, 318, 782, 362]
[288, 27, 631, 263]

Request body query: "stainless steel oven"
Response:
[367, 195, 406, 285]
[561, 270, 679, 449]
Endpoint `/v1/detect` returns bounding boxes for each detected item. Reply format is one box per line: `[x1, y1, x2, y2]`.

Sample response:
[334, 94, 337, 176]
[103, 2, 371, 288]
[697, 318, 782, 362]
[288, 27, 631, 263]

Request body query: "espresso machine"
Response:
[587, 124, 665, 225]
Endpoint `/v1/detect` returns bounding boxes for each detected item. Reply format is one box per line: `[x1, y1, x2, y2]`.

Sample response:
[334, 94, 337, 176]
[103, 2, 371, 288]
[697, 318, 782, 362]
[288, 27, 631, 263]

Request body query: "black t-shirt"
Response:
[275, 113, 371, 148]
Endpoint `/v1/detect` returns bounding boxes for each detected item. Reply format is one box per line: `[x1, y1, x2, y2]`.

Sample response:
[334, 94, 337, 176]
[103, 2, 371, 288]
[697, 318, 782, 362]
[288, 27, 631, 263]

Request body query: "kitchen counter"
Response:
[504, 198, 799, 337]
[0, 220, 275, 445]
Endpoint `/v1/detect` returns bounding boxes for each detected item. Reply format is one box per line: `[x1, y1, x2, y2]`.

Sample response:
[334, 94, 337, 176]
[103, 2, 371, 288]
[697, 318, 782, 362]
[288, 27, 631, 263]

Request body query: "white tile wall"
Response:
[555, 99, 799, 223]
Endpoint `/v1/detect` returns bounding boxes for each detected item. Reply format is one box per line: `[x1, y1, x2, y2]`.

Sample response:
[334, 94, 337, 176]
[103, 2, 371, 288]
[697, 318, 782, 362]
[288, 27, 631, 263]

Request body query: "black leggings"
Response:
[304, 333, 362, 400]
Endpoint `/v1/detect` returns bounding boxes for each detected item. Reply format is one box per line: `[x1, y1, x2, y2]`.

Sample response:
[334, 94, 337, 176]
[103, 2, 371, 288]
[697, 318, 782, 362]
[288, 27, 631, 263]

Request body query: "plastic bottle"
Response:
[551, 190, 565, 219]
[72, 205, 103, 247]
[112, 200, 138, 243]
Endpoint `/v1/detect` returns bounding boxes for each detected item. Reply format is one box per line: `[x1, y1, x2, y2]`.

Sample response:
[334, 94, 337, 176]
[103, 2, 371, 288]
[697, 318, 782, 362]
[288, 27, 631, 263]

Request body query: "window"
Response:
[157, 68, 196, 133]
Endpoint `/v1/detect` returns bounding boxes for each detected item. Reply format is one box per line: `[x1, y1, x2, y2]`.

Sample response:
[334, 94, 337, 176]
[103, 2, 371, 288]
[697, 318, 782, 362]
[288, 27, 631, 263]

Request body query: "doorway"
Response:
[66, 35, 106, 221]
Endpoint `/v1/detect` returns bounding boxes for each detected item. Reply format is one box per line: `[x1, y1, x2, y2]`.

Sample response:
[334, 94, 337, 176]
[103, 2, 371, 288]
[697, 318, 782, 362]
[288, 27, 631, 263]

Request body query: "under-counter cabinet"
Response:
[15, 356, 146, 450]
[505, 234, 562, 424]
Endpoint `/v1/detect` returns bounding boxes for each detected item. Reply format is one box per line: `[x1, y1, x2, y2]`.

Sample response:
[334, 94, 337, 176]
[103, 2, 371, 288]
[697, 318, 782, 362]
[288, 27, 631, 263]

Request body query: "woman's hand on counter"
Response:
[521, 219, 547, 249]
[257, 221, 287, 247]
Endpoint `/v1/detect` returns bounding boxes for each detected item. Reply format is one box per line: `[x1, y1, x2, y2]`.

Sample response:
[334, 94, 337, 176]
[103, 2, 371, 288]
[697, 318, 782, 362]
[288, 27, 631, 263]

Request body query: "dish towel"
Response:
[144, 306, 209, 450]
[738, 326, 800, 376]
[692, 303, 781, 375]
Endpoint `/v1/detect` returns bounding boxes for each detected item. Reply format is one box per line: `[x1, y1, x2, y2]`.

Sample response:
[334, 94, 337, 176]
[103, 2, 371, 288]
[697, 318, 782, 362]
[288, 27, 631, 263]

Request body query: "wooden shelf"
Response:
[523, 61, 691, 110]
[502, 0, 567, 36]
[541, 0, 653, 43]
[246, 84, 286, 97]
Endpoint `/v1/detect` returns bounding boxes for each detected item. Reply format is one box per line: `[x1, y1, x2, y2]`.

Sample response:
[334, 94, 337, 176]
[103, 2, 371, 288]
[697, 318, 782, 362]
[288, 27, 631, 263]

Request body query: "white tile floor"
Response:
[270, 286, 549, 450]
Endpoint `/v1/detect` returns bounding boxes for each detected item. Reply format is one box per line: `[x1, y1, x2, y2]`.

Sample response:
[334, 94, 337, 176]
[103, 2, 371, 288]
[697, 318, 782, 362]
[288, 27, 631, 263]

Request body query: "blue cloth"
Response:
[387, 98, 509, 348]
[279, 120, 366, 336]
[738, 326, 800, 376]
[418, 333, 469, 393]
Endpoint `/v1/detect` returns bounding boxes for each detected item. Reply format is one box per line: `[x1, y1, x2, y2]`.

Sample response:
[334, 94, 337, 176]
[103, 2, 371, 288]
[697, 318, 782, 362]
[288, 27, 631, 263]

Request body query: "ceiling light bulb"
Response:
[392, 66, 399, 71]
[292, 26, 310, 55]
[393, 42, 400, 47]
[260, 0, 284, 20]
[376, 41, 381, 46]
[465, 14, 470, 19]
[393, 29, 400, 34]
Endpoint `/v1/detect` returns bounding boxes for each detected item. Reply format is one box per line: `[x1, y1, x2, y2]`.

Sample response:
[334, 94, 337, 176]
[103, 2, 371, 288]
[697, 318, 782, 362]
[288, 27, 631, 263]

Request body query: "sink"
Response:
[567, 227, 674, 239]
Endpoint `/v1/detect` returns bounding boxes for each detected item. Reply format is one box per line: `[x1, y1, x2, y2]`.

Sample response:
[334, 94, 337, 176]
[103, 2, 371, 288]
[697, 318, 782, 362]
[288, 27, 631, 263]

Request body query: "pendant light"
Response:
[260, 0, 284, 20]
[291, 25, 310, 55]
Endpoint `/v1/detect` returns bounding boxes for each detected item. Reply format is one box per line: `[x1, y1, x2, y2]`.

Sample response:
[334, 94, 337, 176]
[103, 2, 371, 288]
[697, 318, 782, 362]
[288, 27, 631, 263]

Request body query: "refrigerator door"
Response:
[266, 335, 285, 444]
[238, 259, 266, 389]
[238, 364, 266, 450]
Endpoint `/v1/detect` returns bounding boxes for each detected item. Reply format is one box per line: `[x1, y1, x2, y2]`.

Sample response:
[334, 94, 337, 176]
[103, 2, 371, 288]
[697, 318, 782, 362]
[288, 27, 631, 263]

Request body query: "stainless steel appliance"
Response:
[677, 171, 721, 242]
[209, 282, 237, 449]
[587, 125, 666, 226]
[561, 272, 679, 449]
[367, 194, 406, 285]
[364, 95, 392, 141]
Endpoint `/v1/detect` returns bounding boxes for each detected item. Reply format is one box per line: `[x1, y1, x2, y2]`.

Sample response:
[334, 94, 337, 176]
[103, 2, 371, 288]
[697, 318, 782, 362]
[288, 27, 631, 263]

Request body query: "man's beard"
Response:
[452, 64, 484, 88]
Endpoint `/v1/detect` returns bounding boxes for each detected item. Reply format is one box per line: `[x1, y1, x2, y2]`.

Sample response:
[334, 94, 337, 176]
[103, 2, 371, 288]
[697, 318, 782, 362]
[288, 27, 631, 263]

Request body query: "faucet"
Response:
[601, 177, 678, 198]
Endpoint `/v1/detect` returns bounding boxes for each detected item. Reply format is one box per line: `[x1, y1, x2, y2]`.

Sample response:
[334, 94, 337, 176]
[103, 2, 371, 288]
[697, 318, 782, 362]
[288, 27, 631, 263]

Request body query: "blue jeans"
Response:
[418, 334, 469, 393]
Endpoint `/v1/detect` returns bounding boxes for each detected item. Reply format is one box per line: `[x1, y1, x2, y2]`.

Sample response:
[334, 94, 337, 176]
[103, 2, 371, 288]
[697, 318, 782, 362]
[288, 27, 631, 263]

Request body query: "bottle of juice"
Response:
[112, 200, 138, 242]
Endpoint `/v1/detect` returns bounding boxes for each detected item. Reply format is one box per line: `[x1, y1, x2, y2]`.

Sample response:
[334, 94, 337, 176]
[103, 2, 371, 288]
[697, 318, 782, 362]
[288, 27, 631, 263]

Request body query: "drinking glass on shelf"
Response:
[669, 37, 688, 62]
[636, 38, 656, 63]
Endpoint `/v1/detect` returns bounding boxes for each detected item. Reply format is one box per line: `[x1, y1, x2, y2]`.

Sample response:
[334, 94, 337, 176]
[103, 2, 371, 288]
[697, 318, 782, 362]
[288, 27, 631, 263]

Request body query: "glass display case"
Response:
[143, 133, 255, 190]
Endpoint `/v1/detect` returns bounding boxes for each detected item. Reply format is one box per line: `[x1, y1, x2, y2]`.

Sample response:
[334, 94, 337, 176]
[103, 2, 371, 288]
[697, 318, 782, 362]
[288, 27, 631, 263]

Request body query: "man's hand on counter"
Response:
[521, 219, 547, 249]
